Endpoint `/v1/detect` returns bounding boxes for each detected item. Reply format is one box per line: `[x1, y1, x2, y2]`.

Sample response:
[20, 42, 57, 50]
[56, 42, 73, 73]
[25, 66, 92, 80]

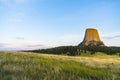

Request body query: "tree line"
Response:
[28, 46, 120, 56]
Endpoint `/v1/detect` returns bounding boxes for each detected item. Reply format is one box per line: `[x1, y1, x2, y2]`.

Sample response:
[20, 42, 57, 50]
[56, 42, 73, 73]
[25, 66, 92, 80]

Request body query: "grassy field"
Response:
[0, 51, 120, 80]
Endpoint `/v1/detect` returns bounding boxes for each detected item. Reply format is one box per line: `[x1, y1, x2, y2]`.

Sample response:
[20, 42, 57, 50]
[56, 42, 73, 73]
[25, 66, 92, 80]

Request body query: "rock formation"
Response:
[79, 28, 105, 46]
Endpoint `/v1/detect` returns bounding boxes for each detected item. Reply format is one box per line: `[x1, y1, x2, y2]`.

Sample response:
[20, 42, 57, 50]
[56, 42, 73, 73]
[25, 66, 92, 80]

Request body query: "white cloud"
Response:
[102, 35, 120, 39]
[15, 37, 25, 40]
[8, 12, 25, 23]
[49, 34, 83, 47]
[0, 0, 46, 5]
[0, 0, 32, 7]
[0, 0, 28, 4]
[0, 42, 51, 50]
[101, 33, 120, 46]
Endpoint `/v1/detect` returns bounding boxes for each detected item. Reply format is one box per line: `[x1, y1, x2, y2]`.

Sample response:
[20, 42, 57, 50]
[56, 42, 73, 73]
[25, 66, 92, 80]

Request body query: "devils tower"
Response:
[79, 28, 105, 46]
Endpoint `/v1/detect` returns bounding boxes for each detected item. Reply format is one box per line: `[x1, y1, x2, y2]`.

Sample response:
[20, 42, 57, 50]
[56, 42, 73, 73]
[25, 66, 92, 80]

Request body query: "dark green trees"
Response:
[29, 46, 120, 56]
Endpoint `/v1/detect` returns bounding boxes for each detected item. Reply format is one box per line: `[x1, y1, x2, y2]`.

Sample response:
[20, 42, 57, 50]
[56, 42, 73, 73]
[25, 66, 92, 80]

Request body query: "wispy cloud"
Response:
[103, 35, 120, 39]
[0, 43, 7, 47]
[0, 0, 28, 4]
[52, 34, 83, 46]
[7, 12, 25, 24]
[0, 43, 50, 50]
[15, 37, 25, 40]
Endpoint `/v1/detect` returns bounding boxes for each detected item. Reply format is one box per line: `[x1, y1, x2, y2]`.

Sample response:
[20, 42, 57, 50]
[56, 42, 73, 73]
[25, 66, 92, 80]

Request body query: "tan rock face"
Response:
[79, 28, 105, 46]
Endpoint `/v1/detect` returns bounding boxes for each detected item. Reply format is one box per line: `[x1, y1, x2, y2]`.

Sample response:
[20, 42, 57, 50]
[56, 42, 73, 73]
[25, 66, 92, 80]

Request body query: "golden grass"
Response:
[9, 51, 120, 68]
[0, 51, 120, 80]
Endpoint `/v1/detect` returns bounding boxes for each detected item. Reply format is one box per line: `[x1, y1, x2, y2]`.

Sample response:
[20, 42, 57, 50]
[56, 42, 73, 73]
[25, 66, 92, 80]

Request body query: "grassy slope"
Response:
[0, 51, 120, 80]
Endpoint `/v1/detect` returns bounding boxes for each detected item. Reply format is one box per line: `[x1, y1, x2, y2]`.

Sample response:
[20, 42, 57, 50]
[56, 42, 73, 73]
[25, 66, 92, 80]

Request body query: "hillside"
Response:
[30, 46, 120, 55]
[0, 51, 120, 80]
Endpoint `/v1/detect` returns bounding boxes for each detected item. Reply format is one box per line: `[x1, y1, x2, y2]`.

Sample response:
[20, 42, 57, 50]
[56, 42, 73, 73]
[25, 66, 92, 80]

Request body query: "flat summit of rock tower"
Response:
[79, 28, 105, 46]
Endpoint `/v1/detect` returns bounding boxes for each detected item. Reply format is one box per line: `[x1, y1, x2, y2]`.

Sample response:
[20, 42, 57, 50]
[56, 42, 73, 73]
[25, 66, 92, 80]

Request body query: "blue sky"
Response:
[0, 0, 120, 50]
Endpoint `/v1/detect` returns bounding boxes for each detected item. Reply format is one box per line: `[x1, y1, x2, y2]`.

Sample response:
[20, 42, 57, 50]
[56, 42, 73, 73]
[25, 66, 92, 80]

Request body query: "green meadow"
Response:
[0, 51, 120, 80]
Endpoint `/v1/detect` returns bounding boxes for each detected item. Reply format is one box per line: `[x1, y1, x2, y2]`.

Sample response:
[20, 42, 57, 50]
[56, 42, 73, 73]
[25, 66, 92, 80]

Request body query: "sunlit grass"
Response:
[0, 51, 120, 80]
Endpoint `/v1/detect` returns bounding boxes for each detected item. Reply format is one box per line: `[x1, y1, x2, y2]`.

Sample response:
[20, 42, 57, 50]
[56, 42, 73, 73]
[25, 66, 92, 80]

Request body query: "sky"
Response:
[0, 0, 120, 50]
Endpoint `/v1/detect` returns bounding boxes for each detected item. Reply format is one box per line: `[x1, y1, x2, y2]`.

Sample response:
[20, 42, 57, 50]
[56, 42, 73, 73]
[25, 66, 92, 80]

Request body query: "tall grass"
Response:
[0, 51, 120, 80]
